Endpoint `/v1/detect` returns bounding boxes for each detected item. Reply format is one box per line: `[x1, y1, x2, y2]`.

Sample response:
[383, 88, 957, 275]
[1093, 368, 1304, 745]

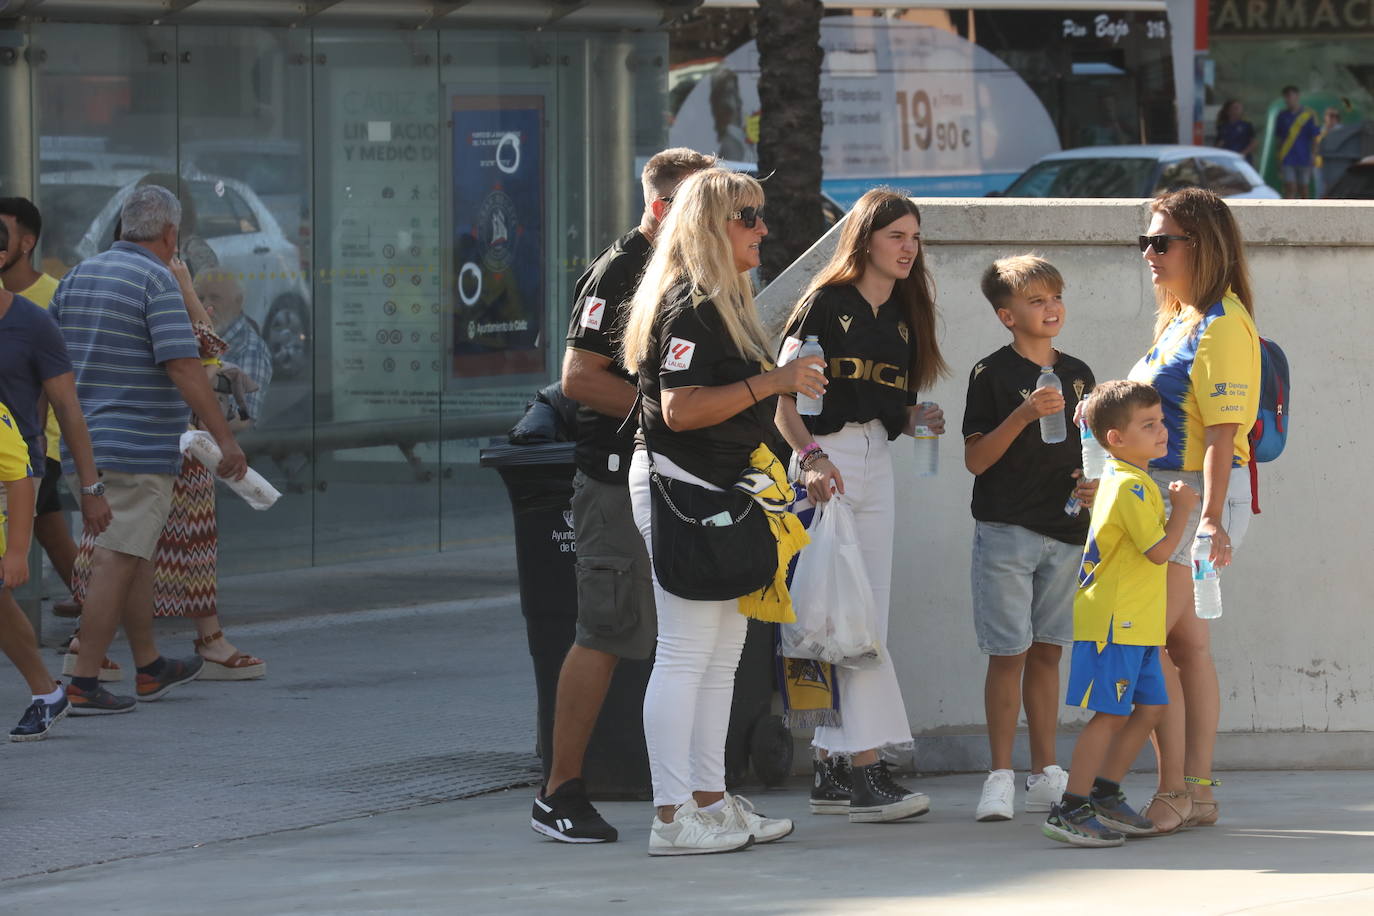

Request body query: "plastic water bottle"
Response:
[795, 336, 826, 416]
[1192, 534, 1223, 619]
[1065, 416, 1113, 516]
[913, 401, 939, 477]
[1037, 366, 1066, 444]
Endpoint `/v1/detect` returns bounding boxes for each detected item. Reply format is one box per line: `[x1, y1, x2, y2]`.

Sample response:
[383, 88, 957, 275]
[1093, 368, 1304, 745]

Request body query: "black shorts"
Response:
[36, 458, 66, 517]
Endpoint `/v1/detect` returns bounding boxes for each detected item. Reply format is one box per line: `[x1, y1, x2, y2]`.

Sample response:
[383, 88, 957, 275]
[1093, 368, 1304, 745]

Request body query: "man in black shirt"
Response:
[530, 148, 716, 844]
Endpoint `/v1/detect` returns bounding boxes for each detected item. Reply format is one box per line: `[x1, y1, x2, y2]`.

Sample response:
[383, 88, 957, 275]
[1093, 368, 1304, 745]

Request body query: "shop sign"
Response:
[1211, 0, 1374, 35]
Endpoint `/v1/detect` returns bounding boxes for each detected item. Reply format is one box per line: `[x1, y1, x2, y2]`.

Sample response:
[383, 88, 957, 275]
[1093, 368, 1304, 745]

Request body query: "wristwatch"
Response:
[80, 481, 106, 497]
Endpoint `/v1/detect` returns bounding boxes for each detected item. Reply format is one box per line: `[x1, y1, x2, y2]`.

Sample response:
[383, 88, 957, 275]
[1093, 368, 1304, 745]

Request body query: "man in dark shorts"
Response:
[0, 197, 84, 617]
[530, 148, 716, 844]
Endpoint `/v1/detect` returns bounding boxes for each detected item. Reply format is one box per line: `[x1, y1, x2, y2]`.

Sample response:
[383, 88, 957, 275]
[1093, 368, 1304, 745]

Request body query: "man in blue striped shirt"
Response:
[50, 185, 247, 716]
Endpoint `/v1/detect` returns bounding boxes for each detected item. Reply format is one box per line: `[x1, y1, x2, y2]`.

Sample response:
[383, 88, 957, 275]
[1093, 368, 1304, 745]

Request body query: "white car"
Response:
[999, 145, 1281, 199]
[58, 170, 313, 376]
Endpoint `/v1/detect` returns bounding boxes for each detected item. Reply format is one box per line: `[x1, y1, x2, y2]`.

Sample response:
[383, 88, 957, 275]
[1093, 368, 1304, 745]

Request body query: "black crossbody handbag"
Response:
[629, 392, 777, 601]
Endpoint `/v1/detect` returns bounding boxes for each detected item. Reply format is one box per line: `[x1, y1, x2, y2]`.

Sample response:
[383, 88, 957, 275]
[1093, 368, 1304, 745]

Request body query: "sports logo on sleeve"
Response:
[663, 337, 697, 372]
[778, 336, 803, 365]
[580, 296, 606, 330]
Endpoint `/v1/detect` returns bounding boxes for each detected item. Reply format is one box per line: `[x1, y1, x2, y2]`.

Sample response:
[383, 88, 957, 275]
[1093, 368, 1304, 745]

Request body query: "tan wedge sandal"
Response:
[1141, 790, 1192, 836]
[1184, 776, 1221, 826]
[194, 631, 266, 681]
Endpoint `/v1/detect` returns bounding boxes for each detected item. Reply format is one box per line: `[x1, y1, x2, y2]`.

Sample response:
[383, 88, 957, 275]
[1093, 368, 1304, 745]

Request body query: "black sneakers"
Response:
[810, 756, 852, 814]
[849, 761, 931, 823]
[136, 656, 204, 701]
[10, 693, 70, 741]
[531, 778, 618, 843]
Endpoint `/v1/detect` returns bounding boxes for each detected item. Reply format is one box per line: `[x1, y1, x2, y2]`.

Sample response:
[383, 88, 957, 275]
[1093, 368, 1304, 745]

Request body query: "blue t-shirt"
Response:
[1216, 120, 1254, 159]
[0, 294, 73, 470]
[1275, 108, 1320, 167]
[49, 242, 201, 475]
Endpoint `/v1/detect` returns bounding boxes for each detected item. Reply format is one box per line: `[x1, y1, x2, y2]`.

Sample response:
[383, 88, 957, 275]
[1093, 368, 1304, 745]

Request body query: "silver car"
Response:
[999, 145, 1281, 199]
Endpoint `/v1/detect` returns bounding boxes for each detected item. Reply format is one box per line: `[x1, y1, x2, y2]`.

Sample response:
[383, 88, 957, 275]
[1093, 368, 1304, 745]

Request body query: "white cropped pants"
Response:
[629, 449, 748, 807]
[810, 421, 914, 754]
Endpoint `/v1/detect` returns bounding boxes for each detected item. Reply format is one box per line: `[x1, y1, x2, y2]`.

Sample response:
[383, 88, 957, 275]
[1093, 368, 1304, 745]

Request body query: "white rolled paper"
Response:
[180, 430, 281, 510]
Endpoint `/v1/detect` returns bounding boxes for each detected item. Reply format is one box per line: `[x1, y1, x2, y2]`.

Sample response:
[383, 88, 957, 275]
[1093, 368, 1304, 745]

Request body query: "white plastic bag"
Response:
[780, 496, 881, 669]
[180, 431, 281, 511]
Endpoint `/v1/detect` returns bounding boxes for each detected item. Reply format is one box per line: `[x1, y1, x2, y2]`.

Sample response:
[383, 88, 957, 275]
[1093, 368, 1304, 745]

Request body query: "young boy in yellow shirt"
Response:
[0, 401, 69, 740]
[1043, 380, 1198, 847]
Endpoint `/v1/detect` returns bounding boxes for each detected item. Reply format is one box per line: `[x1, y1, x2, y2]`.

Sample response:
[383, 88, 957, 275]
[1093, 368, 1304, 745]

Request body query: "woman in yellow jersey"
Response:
[1119, 188, 1260, 832]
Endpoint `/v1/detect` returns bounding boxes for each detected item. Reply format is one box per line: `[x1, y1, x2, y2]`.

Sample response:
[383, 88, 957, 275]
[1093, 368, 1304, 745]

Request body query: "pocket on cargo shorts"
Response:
[575, 554, 639, 638]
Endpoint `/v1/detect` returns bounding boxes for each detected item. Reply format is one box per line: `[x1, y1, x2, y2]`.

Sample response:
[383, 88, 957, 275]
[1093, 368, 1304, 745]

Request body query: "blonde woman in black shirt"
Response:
[776, 189, 948, 823]
[621, 168, 826, 856]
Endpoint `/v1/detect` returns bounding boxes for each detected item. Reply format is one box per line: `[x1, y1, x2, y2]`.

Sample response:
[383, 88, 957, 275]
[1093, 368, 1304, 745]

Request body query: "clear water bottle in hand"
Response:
[1065, 416, 1110, 516]
[1037, 366, 1066, 444]
[1193, 533, 1223, 619]
[795, 335, 826, 417]
[913, 400, 939, 477]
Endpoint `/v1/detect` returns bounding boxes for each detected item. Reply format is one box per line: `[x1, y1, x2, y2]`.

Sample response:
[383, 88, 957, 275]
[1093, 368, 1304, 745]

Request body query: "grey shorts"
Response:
[571, 471, 657, 659]
[970, 520, 1079, 656]
[1280, 164, 1314, 186]
[1148, 466, 1253, 566]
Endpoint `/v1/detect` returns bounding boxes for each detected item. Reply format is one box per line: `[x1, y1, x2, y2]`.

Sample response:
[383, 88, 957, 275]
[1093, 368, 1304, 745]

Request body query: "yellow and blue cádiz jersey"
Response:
[1074, 459, 1168, 646]
[0, 402, 36, 557]
[1128, 291, 1260, 471]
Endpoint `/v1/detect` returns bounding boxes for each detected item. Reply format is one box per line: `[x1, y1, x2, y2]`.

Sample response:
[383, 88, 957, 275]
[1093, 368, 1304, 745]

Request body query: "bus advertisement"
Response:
[668, 3, 1177, 204]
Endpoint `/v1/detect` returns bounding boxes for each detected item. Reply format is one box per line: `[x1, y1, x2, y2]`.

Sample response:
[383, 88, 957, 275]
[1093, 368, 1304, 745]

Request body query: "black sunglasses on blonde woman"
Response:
[1138, 234, 1191, 255]
[730, 206, 764, 229]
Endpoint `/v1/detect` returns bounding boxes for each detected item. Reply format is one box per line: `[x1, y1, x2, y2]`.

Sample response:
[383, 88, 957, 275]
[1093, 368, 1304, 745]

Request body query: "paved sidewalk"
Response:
[6, 770, 1374, 913]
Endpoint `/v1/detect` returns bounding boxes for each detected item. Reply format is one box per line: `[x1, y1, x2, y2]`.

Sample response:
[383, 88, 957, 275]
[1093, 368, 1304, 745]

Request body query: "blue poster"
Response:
[451, 94, 545, 378]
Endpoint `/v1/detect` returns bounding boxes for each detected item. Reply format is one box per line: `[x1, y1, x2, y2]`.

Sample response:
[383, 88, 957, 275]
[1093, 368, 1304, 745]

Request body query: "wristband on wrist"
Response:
[797, 442, 821, 462]
[743, 376, 758, 404]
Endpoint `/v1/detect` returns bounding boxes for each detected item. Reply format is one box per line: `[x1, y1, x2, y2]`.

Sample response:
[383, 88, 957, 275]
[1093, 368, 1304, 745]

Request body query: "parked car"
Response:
[54, 170, 312, 377]
[180, 139, 309, 255]
[998, 145, 1280, 199]
[1324, 156, 1374, 199]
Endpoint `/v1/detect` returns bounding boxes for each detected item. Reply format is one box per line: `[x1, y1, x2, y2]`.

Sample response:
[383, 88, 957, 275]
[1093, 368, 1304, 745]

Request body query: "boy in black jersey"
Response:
[962, 255, 1097, 822]
[531, 148, 716, 845]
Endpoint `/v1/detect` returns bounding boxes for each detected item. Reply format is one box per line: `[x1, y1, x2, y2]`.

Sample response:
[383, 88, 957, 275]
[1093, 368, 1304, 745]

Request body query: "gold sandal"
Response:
[1184, 776, 1221, 826]
[1141, 791, 1192, 836]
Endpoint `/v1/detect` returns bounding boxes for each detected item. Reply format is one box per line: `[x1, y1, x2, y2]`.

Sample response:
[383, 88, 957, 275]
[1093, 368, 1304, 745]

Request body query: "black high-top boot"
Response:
[810, 756, 852, 814]
[849, 761, 930, 823]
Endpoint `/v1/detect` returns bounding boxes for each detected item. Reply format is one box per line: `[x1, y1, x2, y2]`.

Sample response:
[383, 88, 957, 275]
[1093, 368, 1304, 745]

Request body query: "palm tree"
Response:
[755, 0, 825, 285]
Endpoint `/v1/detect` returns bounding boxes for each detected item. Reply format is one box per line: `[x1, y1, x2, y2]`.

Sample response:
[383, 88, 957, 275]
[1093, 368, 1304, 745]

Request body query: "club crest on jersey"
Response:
[839, 314, 853, 334]
[580, 296, 606, 330]
[779, 336, 803, 365]
[1130, 483, 1146, 501]
[1073, 378, 1086, 400]
[663, 337, 697, 372]
[897, 321, 910, 344]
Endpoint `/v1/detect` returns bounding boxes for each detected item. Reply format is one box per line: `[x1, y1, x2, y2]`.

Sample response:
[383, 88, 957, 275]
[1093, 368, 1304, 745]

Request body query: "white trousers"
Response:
[629, 449, 748, 807]
[810, 421, 914, 754]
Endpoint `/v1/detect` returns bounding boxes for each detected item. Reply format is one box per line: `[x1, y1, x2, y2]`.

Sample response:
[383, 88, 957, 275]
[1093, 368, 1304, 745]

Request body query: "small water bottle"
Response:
[1192, 533, 1223, 619]
[795, 335, 826, 416]
[912, 400, 939, 477]
[1037, 366, 1067, 444]
[1080, 418, 1109, 480]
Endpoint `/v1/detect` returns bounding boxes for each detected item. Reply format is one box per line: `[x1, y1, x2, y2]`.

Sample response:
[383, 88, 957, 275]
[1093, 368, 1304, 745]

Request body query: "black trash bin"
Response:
[480, 441, 653, 799]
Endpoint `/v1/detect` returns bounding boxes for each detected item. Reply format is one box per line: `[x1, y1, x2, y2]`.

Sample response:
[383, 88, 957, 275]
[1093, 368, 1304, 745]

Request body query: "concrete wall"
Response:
[757, 198, 1374, 770]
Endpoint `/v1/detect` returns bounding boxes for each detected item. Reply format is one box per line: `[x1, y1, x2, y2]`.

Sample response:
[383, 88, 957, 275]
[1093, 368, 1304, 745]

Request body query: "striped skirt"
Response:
[71, 456, 219, 618]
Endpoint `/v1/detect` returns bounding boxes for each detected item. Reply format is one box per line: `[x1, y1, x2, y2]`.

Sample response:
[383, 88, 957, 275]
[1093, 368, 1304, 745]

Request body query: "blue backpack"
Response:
[1247, 336, 1289, 513]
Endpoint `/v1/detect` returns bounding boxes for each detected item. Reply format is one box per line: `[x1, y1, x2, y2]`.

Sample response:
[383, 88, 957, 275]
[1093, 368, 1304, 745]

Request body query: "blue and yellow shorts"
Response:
[1066, 636, 1168, 716]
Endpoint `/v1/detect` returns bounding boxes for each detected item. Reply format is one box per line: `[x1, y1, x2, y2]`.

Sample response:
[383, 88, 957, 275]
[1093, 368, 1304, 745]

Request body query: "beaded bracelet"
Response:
[797, 442, 822, 463]
[799, 448, 829, 472]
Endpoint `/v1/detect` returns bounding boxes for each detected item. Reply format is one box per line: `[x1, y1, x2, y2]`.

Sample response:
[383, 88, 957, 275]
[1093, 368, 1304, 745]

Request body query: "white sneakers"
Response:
[1024, 765, 1069, 813]
[711, 792, 794, 843]
[648, 794, 794, 855]
[975, 770, 1016, 821]
[976, 765, 1069, 821]
[648, 799, 753, 856]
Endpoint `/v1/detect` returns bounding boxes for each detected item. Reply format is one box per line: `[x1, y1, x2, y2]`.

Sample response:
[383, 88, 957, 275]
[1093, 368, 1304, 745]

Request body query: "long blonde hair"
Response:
[1149, 188, 1255, 342]
[621, 169, 772, 374]
[785, 188, 948, 393]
